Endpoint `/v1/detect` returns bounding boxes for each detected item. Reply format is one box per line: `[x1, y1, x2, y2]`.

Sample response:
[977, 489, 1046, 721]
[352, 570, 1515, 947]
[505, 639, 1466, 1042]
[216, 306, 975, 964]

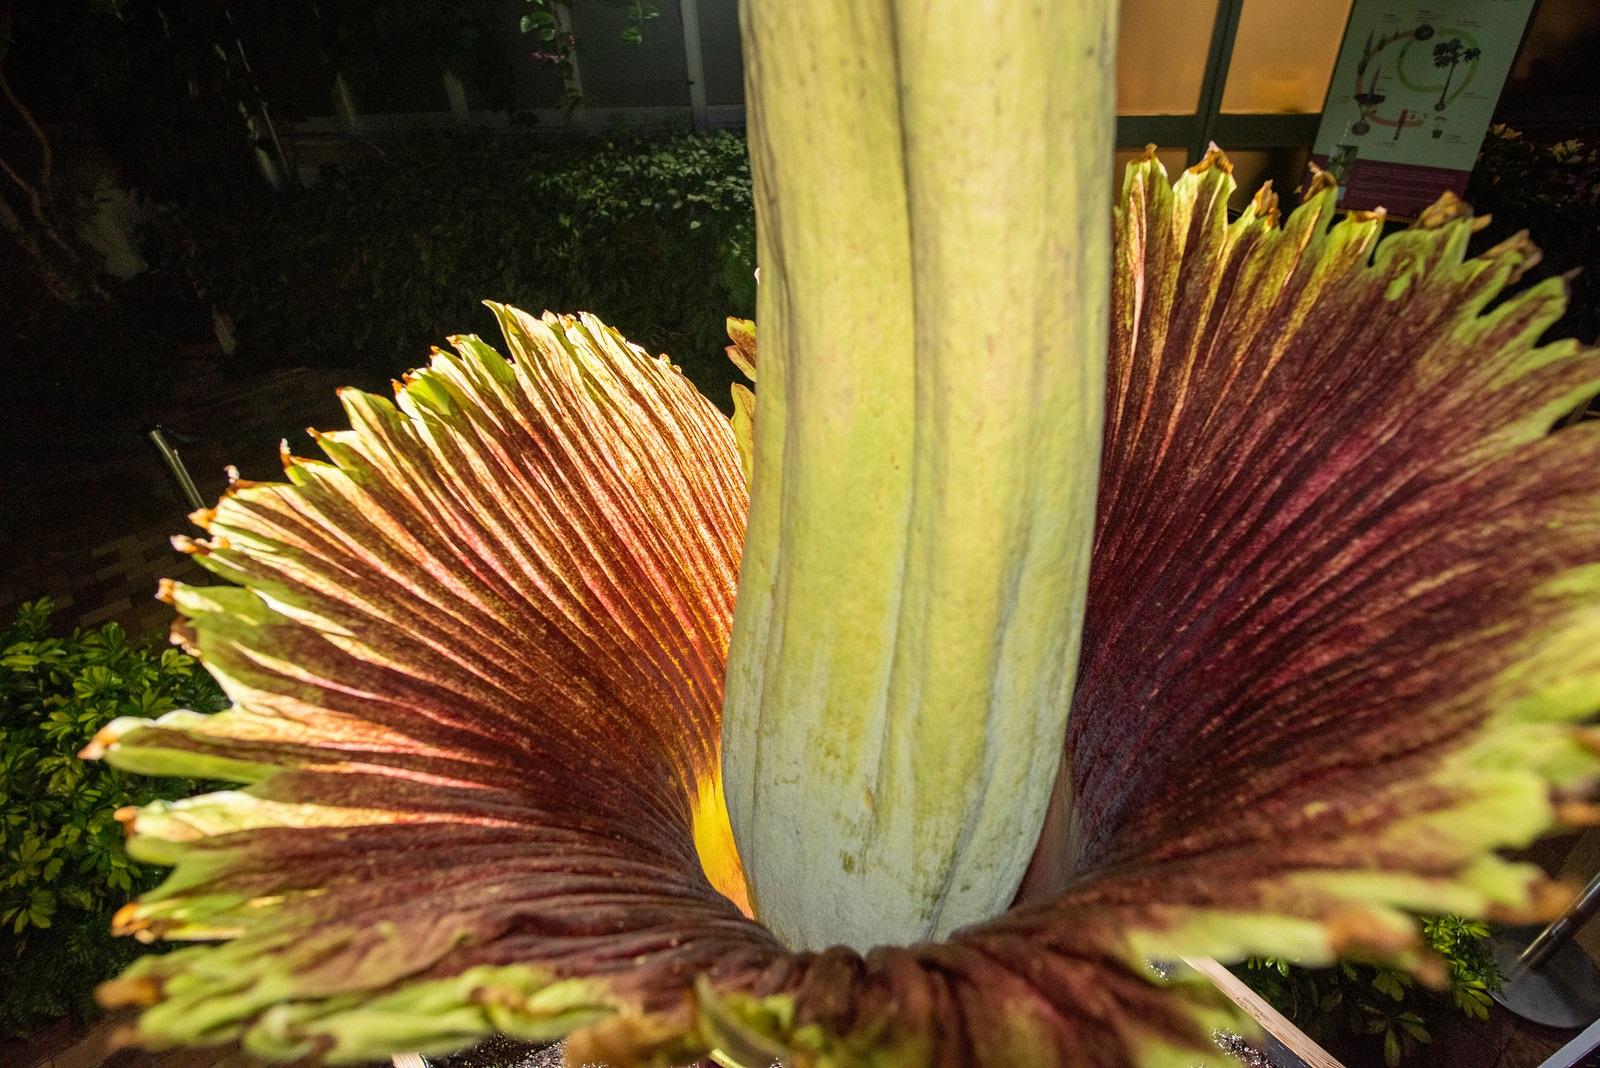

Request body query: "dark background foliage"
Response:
[8, 128, 756, 429]
[3, 0, 753, 430]
[1467, 125, 1600, 347]
[175, 130, 755, 404]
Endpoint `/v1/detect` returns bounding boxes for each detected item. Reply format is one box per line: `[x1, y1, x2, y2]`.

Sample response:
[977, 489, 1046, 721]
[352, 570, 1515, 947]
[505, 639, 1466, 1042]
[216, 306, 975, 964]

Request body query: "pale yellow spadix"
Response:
[723, 0, 1115, 950]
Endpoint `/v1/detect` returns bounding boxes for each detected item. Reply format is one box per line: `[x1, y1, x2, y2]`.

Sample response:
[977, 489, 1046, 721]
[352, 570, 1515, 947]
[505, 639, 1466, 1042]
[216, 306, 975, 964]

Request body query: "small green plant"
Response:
[0, 600, 227, 1035]
[1238, 915, 1500, 1066]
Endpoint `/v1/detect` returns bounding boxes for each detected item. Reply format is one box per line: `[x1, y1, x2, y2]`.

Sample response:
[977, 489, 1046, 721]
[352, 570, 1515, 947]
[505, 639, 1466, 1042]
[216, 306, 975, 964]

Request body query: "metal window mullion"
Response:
[1116, 114, 1205, 151]
[1191, 0, 1249, 162]
[1209, 113, 1322, 149]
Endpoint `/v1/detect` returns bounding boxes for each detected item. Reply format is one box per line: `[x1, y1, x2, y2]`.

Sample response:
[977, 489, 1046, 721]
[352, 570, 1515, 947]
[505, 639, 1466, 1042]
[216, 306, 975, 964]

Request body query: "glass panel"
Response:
[452, 0, 521, 112]
[1222, 0, 1355, 113]
[1223, 147, 1312, 211]
[312, 4, 507, 116]
[1117, 0, 1218, 115]
[1507, 0, 1600, 95]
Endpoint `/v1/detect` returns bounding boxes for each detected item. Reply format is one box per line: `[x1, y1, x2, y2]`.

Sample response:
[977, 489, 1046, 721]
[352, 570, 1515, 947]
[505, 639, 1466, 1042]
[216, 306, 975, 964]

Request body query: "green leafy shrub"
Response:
[183, 131, 756, 405]
[1237, 915, 1500, 1066]
[0, 600, 227, 1035]
[1468, 125, 1600, 346]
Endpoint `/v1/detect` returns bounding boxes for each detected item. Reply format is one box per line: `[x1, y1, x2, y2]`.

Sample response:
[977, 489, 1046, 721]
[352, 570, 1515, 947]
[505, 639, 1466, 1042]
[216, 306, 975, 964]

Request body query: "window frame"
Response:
[1115, 0, 1343, 165]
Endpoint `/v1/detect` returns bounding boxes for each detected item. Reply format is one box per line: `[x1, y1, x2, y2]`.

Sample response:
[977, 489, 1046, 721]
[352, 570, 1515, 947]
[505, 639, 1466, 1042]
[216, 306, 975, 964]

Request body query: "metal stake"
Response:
[147, 426, 205, 513]
[1492, 869, 1600, 1028]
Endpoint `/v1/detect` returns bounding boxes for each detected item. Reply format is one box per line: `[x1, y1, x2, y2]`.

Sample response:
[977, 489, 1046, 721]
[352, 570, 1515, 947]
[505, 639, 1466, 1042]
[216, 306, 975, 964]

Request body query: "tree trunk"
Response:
[1437, 62, 1456, 110]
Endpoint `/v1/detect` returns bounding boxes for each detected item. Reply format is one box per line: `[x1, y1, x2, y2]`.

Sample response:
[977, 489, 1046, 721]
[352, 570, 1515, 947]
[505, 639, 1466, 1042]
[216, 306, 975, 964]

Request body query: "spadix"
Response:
[83, 3, 1600, 1065]
[720, 0, 1115, 950]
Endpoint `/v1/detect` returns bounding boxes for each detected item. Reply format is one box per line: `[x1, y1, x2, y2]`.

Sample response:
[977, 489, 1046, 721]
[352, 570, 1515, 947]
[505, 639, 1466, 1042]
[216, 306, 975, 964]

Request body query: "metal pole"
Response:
[1491, 867, 1600, 1027]
[220, 0, 296, 187]
[147, 426, 206, 513]
[1191, 0, 1247, 164]
[679, 0, 709, 130]
[1539, 1012, 1600, 1068]
[1518, 870, 1600, 974]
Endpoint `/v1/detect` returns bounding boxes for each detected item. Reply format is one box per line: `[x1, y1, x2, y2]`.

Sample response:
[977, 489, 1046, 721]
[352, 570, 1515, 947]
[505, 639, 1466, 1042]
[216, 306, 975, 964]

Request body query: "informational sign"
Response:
[1310, 0, 1536, 218]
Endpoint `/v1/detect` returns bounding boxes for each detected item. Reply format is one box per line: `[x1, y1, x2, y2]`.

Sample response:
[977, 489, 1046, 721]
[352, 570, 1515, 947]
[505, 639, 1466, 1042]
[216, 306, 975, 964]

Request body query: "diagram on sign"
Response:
[1346, 23, 1481, 143]
[1312, 0, 1535, 217]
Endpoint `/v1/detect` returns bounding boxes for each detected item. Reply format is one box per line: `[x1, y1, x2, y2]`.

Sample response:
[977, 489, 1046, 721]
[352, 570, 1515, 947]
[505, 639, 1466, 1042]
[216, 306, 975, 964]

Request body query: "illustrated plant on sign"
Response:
[83, 2, 1600, 1066]
[1431, 38, 1481, 111]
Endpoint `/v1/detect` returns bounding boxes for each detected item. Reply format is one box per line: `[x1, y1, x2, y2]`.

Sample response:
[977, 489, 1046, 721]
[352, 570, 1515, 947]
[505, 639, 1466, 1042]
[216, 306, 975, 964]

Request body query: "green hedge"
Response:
[0, 601, 227, 1036]
[187, 130, 756, 405]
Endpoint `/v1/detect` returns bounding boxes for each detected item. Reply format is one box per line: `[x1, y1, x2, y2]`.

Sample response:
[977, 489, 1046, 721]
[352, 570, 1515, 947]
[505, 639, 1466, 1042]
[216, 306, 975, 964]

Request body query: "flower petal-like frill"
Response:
[88, 309, 768, 1059]
[90, 303, 1262, 1068]
[684, 156, 1600, 1068]
[1063, 152, 1600, 945]
[94, 147, 1600, 1068]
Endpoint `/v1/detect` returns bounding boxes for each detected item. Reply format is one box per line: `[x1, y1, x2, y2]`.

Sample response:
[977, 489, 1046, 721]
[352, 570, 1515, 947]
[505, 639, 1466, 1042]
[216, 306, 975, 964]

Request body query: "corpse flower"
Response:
[84, 3, 1600, 1066]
